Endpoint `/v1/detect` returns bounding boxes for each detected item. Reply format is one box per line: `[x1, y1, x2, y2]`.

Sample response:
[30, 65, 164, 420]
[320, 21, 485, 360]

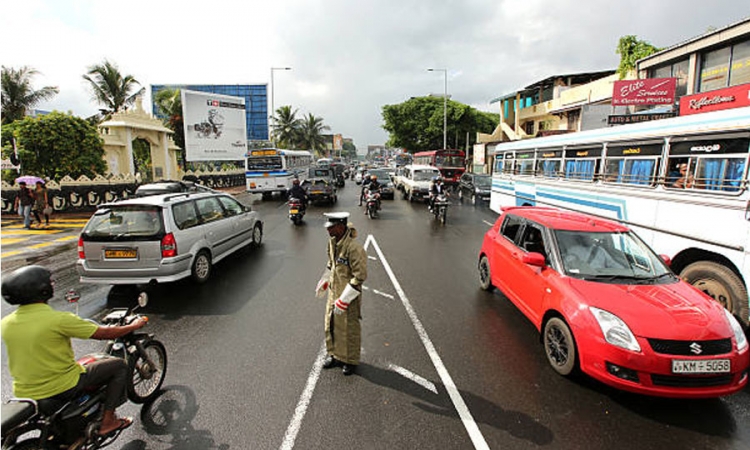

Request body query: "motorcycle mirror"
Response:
[65, 290, 81, 303]
[137, 292, 149, 308]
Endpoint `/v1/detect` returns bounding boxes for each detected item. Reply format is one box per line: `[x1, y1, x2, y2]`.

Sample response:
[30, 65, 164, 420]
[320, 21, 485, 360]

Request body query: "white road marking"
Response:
[482, 220, 494, 227]
[279, 342, 327, 450]
[367, 235, 490, 450]
[368, 255, 378, 260]
[372, 289, 395, 300]
[387, 363, 438, 394]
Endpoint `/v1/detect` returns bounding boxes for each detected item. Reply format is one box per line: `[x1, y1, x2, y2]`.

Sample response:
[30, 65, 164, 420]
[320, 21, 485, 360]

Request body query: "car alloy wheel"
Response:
[543, 317, 577, 376]
[251, 224, 263, 247]
[192, 251, 212, 284]
[478, 255, 493, 291]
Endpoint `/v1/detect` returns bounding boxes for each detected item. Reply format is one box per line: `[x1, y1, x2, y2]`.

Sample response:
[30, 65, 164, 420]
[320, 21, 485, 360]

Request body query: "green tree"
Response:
[299, 113, 331, 156]
[1, 66, 59, 125]
[1, 111, 106, 180]
[82, 59, 144, 120]
[616, 35, 661, 79]
[342, 141, 357, 159]
[153, 87, 185, 168]
[271, 105, 302, 148]
[381, 96, 498, 153]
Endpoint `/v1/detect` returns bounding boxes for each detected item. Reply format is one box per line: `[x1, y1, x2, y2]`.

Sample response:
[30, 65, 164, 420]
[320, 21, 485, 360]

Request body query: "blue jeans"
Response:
[18, 204, 32, 228]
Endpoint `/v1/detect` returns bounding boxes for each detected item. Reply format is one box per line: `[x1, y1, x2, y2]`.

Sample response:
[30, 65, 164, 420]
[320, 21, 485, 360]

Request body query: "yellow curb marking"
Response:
[1, 250, 22, 257]
[56, 236, 80, 242]
[28, 242, 54, 249]
[1, 238, 24, 245]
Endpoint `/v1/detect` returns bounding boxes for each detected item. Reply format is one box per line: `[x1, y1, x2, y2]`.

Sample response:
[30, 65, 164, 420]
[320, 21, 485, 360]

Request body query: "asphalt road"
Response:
[2, 183, 750, 450]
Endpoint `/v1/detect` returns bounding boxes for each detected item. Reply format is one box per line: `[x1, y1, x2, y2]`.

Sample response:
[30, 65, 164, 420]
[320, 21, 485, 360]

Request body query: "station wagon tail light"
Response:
[77, 236, 85, 259]
[724, 309, 748, 351]
[161, 233, 177, 258]
[589, 307, 641, 352]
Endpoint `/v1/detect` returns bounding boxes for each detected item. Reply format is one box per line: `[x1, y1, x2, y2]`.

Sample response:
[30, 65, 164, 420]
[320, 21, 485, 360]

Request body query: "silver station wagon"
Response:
[77, 192, 263, 285]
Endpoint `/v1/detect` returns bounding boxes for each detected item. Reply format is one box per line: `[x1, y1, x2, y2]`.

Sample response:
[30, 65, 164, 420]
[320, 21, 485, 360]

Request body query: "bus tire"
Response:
[680, 261, 749, 326]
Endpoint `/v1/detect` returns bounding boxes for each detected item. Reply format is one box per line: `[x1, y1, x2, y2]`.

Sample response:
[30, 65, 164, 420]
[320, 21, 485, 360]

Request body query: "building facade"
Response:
[151, 84, 269, 142]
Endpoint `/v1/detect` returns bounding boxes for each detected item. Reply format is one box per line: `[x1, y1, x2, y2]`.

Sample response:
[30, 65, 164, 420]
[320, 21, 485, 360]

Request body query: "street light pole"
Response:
[428, 68, 447, 149]
[270, 67, 291, 147]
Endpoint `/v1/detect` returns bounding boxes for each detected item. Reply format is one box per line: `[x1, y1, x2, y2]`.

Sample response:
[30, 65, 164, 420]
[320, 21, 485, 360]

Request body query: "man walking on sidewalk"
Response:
[14, 181, 35, 230]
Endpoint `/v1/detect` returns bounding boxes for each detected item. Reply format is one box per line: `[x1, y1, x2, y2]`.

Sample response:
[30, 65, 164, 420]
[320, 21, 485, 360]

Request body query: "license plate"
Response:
[312, 190, 324, 194]
[290, 209, 299, 214]
[104, 248, 137, 259]
[672, 359, 730, 374]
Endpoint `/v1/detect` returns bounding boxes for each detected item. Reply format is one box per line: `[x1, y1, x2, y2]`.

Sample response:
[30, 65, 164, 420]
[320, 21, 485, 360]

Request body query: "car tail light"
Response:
[161, 233, 177, 258]
[78, 236, 85, 259]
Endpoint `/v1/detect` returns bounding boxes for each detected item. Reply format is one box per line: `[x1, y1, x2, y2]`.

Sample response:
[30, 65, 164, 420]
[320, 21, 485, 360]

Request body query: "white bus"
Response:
[245, 148, 313, 198]
[490, 107, 750, 326]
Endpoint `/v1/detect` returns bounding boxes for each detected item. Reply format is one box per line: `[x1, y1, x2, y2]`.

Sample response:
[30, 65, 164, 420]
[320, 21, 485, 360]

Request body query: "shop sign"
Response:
[679, 83, 750, 116]
[612, 78, 676, 106]
[607, 113, 675, 125]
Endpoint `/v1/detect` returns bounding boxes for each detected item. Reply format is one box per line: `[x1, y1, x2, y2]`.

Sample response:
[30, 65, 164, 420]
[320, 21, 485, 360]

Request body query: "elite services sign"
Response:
[612, 78, 676, 106]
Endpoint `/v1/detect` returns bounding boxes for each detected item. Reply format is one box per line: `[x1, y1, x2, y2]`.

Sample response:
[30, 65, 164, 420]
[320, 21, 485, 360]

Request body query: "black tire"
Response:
[543, 317, 578, 376]
[471, 193, 477, 205]
[439, 207, 446, 225]
[402, 190, 408, 200]
[681, 261, 749, 326]
[10, 439, 44, 450]
[478, 255, 493, 291]
[251, 223, 263, 248]
[191, 251, 212, 284]
[458, 189, 463, 202]
[127, 340, 168, 404]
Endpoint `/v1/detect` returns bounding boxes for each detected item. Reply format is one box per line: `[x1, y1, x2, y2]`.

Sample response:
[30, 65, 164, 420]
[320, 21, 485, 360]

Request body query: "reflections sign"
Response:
[612, 78, 676, 106]
[679, 83, 750, 116]
[181, 90, 247, 161]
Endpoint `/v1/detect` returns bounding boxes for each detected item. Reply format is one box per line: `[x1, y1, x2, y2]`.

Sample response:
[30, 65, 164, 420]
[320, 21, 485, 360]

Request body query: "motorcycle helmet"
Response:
[1, 265, 54, 305]
[293, 179, 300, 185]
[371, 175, 378, 181]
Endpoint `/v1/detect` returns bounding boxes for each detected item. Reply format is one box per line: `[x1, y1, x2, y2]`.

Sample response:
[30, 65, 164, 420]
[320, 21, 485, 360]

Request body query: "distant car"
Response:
[135, 180, 216, 197]
[77, 192, 263, 285]
[366, 169, 395, 199]
[304, 167, 338, 204]
[478, 206, 749, 398]
[457, 173, 491, 205]
[396, 164, 440, 202]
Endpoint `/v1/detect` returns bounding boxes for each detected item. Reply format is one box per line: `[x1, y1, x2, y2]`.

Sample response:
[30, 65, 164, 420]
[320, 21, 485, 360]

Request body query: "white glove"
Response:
[315, 268, 331, 299]
[334, 284, 359, 315]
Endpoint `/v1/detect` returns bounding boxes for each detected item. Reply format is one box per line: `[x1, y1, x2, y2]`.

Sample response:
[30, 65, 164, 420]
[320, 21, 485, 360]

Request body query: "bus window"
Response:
[604, 158, 657, 185]
[564, 159, 597, 181]
[696, 157, 746, 192]
[502, 160, 515, 175]
[518, 159, 535, 176]
[668, 135, 749, 191]
[494, 158, 504, 174]
[537, 159, 561, 178]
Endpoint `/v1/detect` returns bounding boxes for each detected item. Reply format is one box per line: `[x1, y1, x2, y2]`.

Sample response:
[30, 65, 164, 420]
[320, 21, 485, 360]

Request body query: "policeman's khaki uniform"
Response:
[324, 224, 368, 365]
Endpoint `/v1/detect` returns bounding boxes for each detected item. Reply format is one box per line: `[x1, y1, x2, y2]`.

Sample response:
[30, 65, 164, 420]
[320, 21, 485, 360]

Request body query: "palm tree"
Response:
[82, 60, 144, 120]
[271, 105, 302, 148]
[1, 66, 59, 125]
[153, 88, 185, 151]
[299, 113, 330, 155]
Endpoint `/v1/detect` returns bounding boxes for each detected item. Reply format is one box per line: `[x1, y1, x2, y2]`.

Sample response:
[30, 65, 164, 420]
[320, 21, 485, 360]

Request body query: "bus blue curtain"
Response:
[565, 160, 594, 180]
[542, 161, 558, 177]
[703, 159, 745, 191]
[630, 160, 655, 185]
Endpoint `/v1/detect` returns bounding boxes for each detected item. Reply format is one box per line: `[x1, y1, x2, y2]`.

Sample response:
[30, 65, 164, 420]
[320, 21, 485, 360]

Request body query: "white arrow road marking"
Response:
[367, 235, 490, 450]
[368, 255, 378, 260]
[387, 363, 438, 394]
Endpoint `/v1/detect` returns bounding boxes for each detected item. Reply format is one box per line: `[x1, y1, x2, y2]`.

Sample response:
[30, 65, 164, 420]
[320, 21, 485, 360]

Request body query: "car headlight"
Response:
[724, 309, 748, 351]
[589, 307, 641, 352]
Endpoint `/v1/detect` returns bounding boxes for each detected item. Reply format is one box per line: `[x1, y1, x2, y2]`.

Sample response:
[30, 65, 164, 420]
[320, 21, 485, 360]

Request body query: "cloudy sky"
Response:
[2, 1, 747, 151]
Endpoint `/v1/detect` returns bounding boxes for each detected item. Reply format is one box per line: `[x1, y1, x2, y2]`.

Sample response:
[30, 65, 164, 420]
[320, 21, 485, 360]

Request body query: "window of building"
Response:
[673, 59, 689, 97]
[699, 46, 731, 92]
[729, 40, 750, 86]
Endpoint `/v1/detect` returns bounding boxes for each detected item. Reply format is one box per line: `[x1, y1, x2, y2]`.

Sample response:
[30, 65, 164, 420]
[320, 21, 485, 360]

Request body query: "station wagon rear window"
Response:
[82, 206, 164, 241]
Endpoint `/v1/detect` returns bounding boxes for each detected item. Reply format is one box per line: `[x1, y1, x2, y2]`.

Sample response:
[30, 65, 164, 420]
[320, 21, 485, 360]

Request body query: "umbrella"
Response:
[15, 175, 44, 186]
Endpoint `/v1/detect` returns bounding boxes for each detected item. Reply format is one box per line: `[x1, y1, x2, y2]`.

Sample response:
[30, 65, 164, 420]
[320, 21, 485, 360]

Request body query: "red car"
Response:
[478, 206, 749, 398]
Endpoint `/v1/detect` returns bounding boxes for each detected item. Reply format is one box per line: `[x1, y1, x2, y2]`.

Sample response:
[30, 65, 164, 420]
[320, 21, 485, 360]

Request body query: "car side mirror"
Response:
[522, 252, 546, 267]
[659, 254, 672, 267]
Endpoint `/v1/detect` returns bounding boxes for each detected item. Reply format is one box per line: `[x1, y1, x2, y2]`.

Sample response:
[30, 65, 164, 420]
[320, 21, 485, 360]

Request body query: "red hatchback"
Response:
[478, 207, 749, 398]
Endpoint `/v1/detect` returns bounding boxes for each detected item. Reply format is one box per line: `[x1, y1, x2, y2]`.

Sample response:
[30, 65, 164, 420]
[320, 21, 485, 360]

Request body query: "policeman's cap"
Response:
[324, 212, 350, 228]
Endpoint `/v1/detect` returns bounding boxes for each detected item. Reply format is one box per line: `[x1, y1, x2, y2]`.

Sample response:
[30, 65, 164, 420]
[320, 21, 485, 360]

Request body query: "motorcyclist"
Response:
[0, 265, 147, 436]
[288, 178, 308, 211]
[363, 175, 382, 212]
[428, 176, 447, 212]
[358, 174, 372, 206]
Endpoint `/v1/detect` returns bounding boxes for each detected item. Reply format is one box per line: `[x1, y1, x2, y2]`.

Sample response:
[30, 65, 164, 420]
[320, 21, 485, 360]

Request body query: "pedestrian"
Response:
[14, 181, 35, 230]
[315, 212, 368, 375]
[32, 181, 50, 228]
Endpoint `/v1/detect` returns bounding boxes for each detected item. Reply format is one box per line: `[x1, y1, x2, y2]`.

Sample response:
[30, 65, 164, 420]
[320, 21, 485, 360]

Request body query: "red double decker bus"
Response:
[412, 149, 466, 185]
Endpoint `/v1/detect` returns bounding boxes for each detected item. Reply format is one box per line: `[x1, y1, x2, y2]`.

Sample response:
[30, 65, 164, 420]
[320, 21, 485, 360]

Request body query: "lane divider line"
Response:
[361, 286, 395, 301]
[280, 342, 326, 450]
[387, 363, 438, 394]
[366, 234, 490, 450]
[482, 220, 494, 227]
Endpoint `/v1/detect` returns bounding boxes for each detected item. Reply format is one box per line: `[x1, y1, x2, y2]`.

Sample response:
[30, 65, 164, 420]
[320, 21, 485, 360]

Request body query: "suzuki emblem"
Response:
[689, 342, 702, 355]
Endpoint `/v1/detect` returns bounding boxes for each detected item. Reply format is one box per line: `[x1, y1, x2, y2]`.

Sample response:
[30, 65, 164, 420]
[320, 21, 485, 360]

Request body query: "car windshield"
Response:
[554, 230, 673, 281]
[311, 169, 332, 177]
[435, 155, 464, 167]
[83, 206, 164, 241]
[414, 170, 438, 181]
[474, 176, 491, 188]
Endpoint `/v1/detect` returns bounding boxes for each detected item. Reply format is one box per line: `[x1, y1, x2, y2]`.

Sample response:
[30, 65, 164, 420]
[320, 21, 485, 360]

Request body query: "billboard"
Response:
[181, 89, 247, 161]
[679, 83, 750, 116]
[612, 78, 676, 106]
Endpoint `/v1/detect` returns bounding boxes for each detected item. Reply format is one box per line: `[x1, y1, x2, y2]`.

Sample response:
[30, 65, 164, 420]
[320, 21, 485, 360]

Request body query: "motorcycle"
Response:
[431, 193, 450, 224]
[288, 197, 305, 225]
[1, 291, 167, 450]
[365, 189, 381, 219]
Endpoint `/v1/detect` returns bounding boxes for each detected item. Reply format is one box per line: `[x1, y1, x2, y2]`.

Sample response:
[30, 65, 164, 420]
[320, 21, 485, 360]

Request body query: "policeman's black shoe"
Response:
[342, 364, 356, 376]
[322, 355, 339, 369]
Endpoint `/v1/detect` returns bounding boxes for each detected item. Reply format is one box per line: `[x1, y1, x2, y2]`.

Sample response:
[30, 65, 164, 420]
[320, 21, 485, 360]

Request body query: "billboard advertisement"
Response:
[679, 83, 750, 116]
[181, 89, 247, 161]
[612, 78, 676, 106]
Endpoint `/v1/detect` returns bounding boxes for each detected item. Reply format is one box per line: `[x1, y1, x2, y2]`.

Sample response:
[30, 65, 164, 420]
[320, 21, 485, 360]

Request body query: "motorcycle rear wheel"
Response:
[127, 340, 168, 404]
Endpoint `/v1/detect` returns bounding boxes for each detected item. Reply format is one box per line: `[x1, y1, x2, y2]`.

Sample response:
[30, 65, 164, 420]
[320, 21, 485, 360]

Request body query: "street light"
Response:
[428, 68, 447, 149]
[270, 67, 292, 146]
